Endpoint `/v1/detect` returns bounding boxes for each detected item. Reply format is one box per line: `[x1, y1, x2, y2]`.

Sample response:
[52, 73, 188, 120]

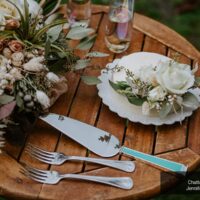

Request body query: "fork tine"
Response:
[26, 144, 54, 157]
[25, 173, 46, 183]
[25, 147, 52, 159]
[20, 167, 47, 183]
[25, 166, 48, 177]
[27, 151, 54, 163]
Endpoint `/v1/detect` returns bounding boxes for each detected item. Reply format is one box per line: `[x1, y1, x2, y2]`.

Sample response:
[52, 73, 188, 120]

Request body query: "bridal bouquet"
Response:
[109, 59, 200, 118]
[0, 0, 106, 149]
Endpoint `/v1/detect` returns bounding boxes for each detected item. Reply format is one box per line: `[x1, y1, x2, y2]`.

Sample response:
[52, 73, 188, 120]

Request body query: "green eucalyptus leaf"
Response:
[47, 25, 63, 42]
[126, 95, 145, 106]
[16, 95, 24, 108]
[109, 80, 121, 91]
[74, 59, 90, 70]
[159, 103, 173, 118]
[33, 19, 67, 43]
[109, 80, 130, 91]
[76, 34, 96, 50]
[0, 95, 15, 105]
[66, 27, 95, 40]
[24, 0, 29, 35]
[86, 51, 109, 58]
[42, 0, 61, 16]
[81, 76, 101, 85]
[182, 92, 199, 109]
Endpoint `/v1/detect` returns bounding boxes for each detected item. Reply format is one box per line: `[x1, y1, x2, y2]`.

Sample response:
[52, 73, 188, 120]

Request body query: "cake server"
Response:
[40, 113, 187, 175]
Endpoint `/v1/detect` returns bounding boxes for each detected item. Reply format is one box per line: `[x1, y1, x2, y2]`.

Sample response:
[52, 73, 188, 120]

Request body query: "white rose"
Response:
[11, 52, 24, 62]
[156, 61, 194, 94]
[23, 56, 47, 72]
[134, 64, 161, 85]
[148, 86, 167, 101]
[36, 90, 50, 109]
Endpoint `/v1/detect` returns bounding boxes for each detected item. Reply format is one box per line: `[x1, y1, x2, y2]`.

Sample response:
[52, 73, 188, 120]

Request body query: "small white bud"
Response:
[36, 90, 50, 109]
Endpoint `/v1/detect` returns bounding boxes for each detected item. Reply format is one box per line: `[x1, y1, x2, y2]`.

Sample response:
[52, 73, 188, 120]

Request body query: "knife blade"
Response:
[40, 113, 187, 175]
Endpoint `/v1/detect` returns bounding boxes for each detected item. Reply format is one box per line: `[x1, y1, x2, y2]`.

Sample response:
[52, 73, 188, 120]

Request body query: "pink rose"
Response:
[8, 40, 24, 52]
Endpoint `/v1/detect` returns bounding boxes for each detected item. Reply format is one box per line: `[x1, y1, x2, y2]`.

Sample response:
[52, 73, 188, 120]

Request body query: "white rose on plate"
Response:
[137, 64, 158, 85]
[148, 86, 167, 101]
[156, 61, 194, 94]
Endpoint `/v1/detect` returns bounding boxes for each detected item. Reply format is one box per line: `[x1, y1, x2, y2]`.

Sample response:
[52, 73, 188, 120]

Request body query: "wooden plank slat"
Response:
[143, 36, 166, 54]
[0, 153, 40, 199]
[124, 123, 154, 154]
[188, 109, 200, 155]
[154, 49, 191, 154]
[188, 58, 200, 155]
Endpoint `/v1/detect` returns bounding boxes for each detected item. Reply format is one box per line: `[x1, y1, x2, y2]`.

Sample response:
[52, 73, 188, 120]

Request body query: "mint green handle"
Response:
[121, 147, 187, 175]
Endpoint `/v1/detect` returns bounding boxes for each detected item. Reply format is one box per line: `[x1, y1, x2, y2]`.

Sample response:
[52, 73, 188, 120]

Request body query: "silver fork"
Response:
[21, 165, 133, 190]
[25, 144, 135, 172]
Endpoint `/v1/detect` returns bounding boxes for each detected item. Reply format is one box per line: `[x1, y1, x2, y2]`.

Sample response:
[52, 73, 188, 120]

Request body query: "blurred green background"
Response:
[91, 0, 200, 50]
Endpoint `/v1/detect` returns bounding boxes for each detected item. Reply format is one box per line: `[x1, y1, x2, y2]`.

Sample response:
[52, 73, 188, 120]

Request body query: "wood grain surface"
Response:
[1, 4, 200, 200]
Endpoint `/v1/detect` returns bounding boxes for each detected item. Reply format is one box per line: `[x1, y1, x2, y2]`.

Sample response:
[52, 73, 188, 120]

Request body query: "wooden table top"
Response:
[1, 4, 200, 200]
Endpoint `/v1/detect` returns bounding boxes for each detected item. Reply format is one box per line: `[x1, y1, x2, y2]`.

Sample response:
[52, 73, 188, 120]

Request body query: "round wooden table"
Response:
[1, 5, 200, 200]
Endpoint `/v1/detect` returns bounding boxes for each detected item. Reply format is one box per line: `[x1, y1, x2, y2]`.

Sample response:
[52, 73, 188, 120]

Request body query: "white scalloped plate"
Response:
[97, 52, 200, 125]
